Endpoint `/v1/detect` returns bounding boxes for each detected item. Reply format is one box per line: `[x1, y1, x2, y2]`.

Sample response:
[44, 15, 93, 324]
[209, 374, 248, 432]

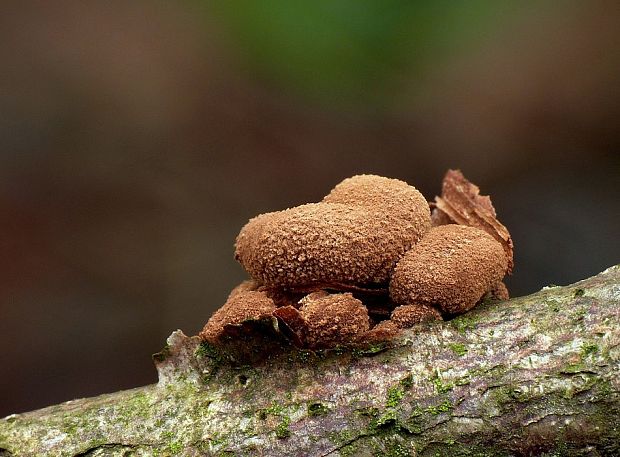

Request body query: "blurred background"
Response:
[1, 0, 618, 416]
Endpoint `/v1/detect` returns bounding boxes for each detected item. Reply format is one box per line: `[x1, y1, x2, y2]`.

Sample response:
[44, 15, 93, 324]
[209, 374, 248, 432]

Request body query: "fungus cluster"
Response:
[200, 171, 513, 352]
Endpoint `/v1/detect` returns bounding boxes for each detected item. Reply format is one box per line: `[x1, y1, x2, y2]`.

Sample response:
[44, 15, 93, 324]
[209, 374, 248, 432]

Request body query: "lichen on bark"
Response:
[1, 266, 619, 456]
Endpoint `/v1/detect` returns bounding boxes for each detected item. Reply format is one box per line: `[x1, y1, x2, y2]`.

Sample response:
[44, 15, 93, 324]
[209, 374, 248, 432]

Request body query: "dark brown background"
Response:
[1, 1, 618, 416]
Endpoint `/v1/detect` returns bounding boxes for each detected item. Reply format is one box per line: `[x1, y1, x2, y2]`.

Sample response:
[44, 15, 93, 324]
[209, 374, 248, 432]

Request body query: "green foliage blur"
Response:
[204, 0, 528, 104]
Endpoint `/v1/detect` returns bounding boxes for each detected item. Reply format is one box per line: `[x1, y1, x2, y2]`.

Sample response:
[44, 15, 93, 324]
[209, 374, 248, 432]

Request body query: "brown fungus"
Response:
[228, 279, 260, 298]
[360, 320, 401, 344]
[390, 303, 442, 329]
[390, 225, 508, 315]
[199, 172, 514, 352]
[234, 175, 430, 289]
[322, 174, 431, 235]
[298, 292, 370, 349]
[483, 281, 510, 302]
[199, 289, 276, 344]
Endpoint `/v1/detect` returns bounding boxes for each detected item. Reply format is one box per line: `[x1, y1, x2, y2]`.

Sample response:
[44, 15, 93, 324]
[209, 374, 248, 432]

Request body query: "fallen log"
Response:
[1, 265, 619, 456]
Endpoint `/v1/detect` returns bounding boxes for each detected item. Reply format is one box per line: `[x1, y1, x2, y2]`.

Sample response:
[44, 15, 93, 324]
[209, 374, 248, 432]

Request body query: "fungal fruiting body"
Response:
[390, 225, 509, 315]
[235, 175, 431, 288]
[199, 288, 275, 344]
[389, 303, 443, 328]
[298, 292, 370, 349]
[200, 171, 512, 352]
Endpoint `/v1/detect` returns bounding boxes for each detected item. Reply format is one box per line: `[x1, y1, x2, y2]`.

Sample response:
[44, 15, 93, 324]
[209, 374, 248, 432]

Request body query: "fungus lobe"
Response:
[390, 225, 508, 315]
[390, 303, 442, 329]
[235, 175, 431, 289]
[298, 292, 370, 349]
[200, 172, 513, 353]
[199, 289, 276, 344]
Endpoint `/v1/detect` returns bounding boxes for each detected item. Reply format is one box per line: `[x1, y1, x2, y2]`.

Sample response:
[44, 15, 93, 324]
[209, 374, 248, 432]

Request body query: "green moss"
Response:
[448, 343, 468, 357]
[152, 344, 171, 363]
[339, 443, 360, 457]
[256, 401, 292, 439]
[451, 315, 478, 334]
[369, 409, 400, 432]
[547, 299, 561, 312]
[386, 386, 405, 408]
[264, 402, 285, 416]
[573, 308, 588, 321]
[400, 374, 414, 389]
[61, 418, 79, 437]
[429, 371, 453, 394]
[562, 373, 598, 399]
[296, 350, 312, 363]
[167, 440, 183, 454]
[195, 341, 222, 360]
[454, 376, 471, 386]
[357, 406, 380, 418]
[581, 342, 599, 358]
[307, 402, 329, 417]
[467, 363, 507, 380]
[573, 288, 585, 297]
[561, 362, 587, 374]
[328, 428, 357, 445]
[425, 400, 453, 415]
[352, 342, 388, 358]
[379, 442, 411, 457]
[195, 342, 227, 384]
[275, 416, 291, 439]
[257, 401, 286, 420]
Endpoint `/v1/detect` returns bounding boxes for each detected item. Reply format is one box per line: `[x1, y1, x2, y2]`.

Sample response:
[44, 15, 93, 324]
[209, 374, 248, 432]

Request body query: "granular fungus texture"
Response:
[299, 292, 370, 349]
[199, 289, 276, 344]
[323, 174, 431, 242]
[390, 303, 442, 329]
[361, 320, 401, 343]
[390, 225, 508, 315]
[235, 175, 431, 288]
[487, 282, 510, 302]
[200, 172, 513, 352]
[228, 279, 260, 298]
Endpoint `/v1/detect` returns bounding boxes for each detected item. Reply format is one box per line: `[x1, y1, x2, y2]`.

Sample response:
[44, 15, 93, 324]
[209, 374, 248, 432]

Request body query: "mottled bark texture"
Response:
[1, 266, 619, 456]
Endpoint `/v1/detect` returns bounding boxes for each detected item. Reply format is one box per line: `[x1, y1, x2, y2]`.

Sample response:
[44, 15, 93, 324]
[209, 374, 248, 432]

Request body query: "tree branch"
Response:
[1, 266, 619, 456]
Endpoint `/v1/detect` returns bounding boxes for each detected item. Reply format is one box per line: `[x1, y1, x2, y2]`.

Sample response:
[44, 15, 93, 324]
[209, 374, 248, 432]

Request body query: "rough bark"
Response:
[1, 266, 619, 457]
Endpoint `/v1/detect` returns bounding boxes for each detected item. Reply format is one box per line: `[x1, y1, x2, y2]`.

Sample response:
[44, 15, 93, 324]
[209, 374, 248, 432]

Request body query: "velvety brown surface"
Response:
[390, 225, 508, 314]
[390, 303, 442, 329]
[298, 292, 370, 349]
[228, 280, 260, 298]
[235, 175, 431, 288]
[360, 320, 401, 343]
[487, 281, 510, 301]
[199, 289, 276, 344]
[322, 175, 431, 238]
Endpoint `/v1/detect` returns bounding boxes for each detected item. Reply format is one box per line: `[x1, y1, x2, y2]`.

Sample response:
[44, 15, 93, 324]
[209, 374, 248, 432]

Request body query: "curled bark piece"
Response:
[432, 169, 514, 273]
